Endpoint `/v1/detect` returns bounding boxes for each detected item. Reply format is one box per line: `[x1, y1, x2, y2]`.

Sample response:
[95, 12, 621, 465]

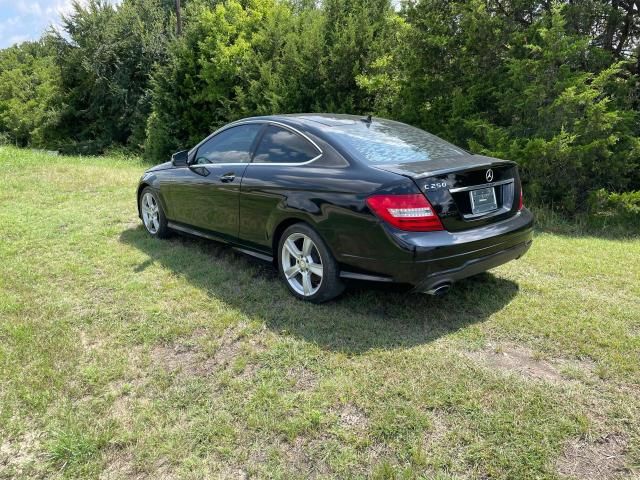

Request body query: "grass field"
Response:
[0, 146, 639, 479]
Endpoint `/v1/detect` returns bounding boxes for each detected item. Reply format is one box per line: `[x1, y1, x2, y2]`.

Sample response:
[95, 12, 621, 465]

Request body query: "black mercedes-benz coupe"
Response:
[137, 114, 533, 302]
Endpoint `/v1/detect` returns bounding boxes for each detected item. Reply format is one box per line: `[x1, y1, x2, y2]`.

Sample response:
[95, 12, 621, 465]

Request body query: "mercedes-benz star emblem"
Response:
[486, 169, 494, 182]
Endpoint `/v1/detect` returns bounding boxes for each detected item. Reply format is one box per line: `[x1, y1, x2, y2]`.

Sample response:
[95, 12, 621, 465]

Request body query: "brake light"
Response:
[518, 187, 524, 210]
[366, 194, 443, 231]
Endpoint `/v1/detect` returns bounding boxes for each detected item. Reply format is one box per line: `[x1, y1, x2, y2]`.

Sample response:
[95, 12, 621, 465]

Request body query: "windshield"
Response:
[329, 120, 467, 164]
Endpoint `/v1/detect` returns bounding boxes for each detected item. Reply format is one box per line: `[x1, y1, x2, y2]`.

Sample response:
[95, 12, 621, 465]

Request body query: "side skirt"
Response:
[168, 221, 275, 262]
[232, 247, 273, 262]
[167, 221, 228, 243]
[339, 271, 393, 282]
[168, 221, 394, 282]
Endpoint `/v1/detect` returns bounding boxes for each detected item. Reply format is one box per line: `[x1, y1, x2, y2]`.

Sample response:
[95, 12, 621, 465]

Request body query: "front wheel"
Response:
[140, 187, 169, 238]
[277, 223, 344, 303]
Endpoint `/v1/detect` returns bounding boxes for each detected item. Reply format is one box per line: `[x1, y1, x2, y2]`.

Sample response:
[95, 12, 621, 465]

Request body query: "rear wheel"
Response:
[277, 223, 344, 303]
[140, 188, 169, 238]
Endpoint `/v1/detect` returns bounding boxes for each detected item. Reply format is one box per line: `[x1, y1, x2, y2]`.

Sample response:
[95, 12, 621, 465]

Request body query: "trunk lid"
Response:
[373, 155, 522, 232]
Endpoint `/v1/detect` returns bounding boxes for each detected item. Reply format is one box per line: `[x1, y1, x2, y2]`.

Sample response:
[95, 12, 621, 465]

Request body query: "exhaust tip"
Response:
[426, 283, 452, 296]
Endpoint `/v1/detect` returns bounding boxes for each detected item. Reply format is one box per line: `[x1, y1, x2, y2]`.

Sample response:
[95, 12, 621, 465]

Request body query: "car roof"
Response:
[236, 114, 390, 162]
[236, 113, 381, 132]
[233, 114, 472, 166]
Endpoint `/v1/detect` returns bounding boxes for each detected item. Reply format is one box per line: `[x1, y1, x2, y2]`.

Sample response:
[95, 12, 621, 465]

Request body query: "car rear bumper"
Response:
[337, 208, 534, 287]
[412, 238, 532, 292]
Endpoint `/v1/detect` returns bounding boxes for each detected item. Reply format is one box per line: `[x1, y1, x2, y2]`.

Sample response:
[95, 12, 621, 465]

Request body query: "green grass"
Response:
[0, 146, 638, 479]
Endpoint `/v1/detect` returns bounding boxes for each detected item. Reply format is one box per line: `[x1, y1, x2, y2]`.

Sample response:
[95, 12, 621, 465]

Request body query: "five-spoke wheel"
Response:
[140, 187, 169, 238]
[141, 192, 160, 234]
[278, 223, 344, 302]
[281, 232, 324, 296]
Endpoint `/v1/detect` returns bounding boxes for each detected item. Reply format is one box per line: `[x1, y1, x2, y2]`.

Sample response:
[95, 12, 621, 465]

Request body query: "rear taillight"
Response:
[518, 187, 524, 210]
[366, 194, 443, 231]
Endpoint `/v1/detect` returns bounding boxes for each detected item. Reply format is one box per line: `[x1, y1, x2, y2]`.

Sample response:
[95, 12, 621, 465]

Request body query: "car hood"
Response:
[145, 161, 173, 173]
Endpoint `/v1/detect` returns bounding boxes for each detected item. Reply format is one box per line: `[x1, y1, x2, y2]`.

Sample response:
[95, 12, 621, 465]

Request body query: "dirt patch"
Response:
[0, 430, 41, 477]
[283, 436, 311, 475]
[109, 394, 134, 430]
[99, 450, 178, 480]
[365, 442, 393, 471]
[467, 345, 564, 382]
[206, 338, 243, 369]
[99, 450, 135, 479]
[556, 433, 628, 479]
[107, 392, 152, 432]
[282, 436, 331, 478]
[286, 366, 318, 391]
[217, 466, 249, 479]
[423, 411, 449, 451]
[152, 344, 203, 376]
[466, 344, 596, 384]
[201, 333, 266, 377]
[336, 403, 368, 431]
[79, 329, 104, 351]
[151, 326, 265, 379]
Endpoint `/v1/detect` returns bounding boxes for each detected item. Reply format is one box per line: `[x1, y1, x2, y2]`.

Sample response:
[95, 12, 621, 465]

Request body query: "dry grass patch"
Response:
[466, 344, 597, 384]
[337, 403, 369, 432]
[150, 324, 262, 378]
[556, 433, 629, 479]
[0, 430, 42, 478]
[152, 344, 204, 376]
[422, 411, 450, 451]
[286, 366, 318, 391]
[99, 450, 178, 480]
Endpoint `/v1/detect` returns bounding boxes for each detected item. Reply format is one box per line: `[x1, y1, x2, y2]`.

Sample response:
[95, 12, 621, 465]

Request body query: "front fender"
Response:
[136, 173, 163, 218]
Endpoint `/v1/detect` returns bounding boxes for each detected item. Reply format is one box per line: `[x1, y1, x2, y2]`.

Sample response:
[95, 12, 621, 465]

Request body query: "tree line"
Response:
[0, 0, 639, 215]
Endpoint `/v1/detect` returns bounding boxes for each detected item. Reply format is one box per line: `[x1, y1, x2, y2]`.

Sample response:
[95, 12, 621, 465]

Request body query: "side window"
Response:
[194, 124, 262, 165]
[252, 125, 320, 164]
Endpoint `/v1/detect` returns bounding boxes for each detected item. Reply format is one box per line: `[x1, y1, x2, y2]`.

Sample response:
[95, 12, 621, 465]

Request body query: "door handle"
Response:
[220, 173, 235, 183]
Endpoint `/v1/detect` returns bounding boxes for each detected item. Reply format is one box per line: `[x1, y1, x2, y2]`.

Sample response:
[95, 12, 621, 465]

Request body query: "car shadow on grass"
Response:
[120, 227, 519, 353]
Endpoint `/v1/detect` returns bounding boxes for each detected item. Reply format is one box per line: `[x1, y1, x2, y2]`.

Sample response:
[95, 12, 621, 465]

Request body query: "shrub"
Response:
[588, 189, 640, 230]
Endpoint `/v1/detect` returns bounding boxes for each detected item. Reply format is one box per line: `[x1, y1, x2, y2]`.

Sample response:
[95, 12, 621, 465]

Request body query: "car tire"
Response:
[277, 223, 344, 303]
[140, 187, 170, 238]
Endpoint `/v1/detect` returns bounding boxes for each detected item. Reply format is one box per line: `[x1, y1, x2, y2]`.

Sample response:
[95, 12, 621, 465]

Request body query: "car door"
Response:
[239, 124, 323, 250]
[165, 123, 263, 241]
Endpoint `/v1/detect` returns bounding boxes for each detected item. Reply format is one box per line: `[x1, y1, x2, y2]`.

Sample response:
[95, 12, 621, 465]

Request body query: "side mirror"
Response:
[171, 150, 189, 167]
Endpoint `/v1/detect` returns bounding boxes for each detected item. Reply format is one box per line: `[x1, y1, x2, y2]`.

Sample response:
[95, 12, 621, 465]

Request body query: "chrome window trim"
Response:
[188, 120, 323, 167]
[448, 178, 513, 193]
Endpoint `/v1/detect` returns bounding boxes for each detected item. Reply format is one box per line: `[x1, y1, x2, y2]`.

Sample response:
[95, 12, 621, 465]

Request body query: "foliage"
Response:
[468, 6, 640, 212]
[52, 0, 172, 154]
[0, 0, 639, 214]
[357, 0, 640, 214]
[144, 0, 391, 158]
[0, 40, 63, 147]
[588, 188, 640, 229]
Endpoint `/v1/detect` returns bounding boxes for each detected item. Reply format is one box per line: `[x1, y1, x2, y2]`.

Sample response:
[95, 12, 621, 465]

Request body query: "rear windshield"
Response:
[329, 120, 467, 164]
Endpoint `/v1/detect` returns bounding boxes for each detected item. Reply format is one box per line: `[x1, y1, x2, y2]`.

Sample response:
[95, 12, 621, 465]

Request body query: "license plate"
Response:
[470, 187, 497, 215]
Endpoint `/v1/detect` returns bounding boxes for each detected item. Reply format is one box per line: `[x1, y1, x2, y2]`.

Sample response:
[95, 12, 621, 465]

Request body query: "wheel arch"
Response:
[271, 218, 307, 264]
[136, 182, 151, 218]
[270, 216, 343, 268]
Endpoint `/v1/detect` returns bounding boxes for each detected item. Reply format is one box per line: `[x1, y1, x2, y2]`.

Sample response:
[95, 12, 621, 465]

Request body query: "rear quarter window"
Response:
[253, 125, 320, 164]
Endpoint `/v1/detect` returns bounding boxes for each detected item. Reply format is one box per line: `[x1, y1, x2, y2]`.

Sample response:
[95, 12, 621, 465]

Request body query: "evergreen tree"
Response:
[0, 0, 638, 214]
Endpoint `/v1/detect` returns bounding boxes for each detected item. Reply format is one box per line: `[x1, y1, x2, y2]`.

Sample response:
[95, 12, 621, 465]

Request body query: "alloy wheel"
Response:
[141, 192, 160, 234]
[281, 232, 324, 297]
